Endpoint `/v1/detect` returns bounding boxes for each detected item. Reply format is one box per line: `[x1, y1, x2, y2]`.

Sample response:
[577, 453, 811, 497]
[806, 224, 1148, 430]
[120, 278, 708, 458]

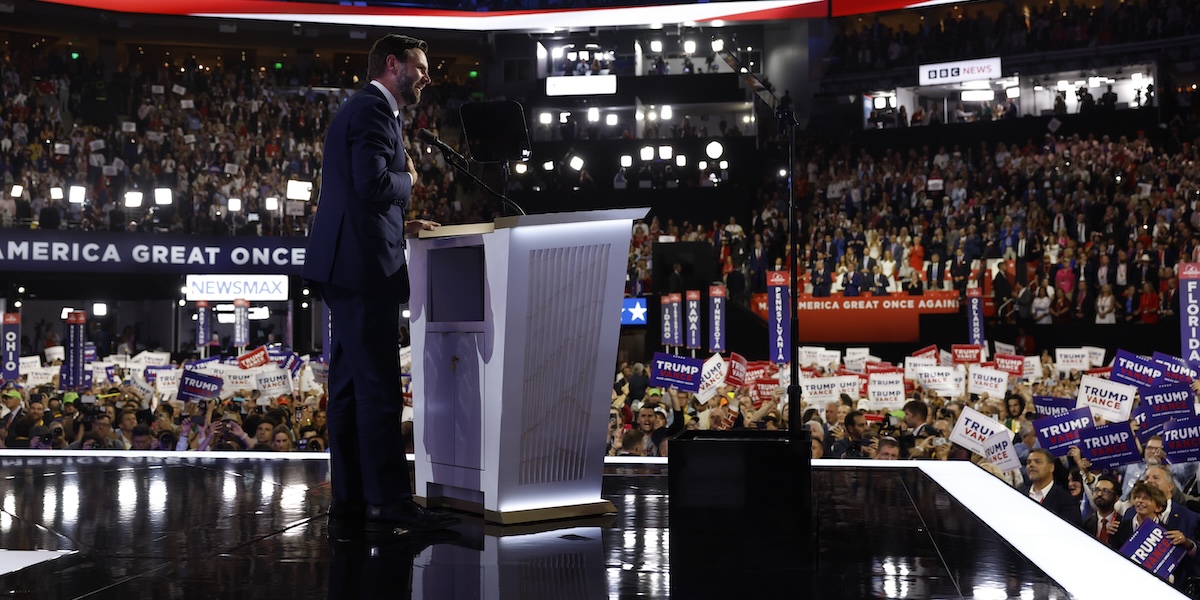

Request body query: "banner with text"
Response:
[967, 288, 985, 347]
[1119, 519, 1185, 581]
[709, 285, 726, 353]
[1076, 375, 1137, 422]
[1111, 350, 1164, 389]
[685, 291, 701, 350]
[62, 311, 87, 391]
[1, 314, 18, 383]
[1180, 263, 1200, 365]
[1080, 422, 1141, 470]
[1163, 416, 1200, 464]
[949, 406, 1010, 457]
[767, 271, 790, 364]
[649, 352, 704, 393]
[1035, 407, 1095, 457]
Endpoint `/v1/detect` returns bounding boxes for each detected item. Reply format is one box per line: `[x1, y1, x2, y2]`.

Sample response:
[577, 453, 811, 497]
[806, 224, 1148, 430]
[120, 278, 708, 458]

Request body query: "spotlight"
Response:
[12, 300, 21, 308]
[68, 185, 85, 204]
[650, 40, 663, 53]
[124, 191, 143, 208]
[587, 107, 599, 122]
[178, 299, 186, 307]
[568, 156, 585, 171]
[683, 40, 696, 54]
[647, 111, 658, 121]
[402, 309, 411, 319]
[228, 198, 242, 212]
[155, 188, 173, 205]
[621, 155, 633, 168]
[92, 302, 108, 317]
[640, 146, 654, 161]
[539, 112, 552, 124]
[658, 145, 673, 160]
[514, 162, 528, 174]
[17, 286, 25, 294]
[542, 161, 555, 171]
[605, 114, 618, 126]
[675, 155, 687, 167]
[719, 160, 729, 170]
[10, 184, 23, 198]
[551, 47, 564, 59]
[778, 169, 787, 177]
[265, 197, 279, 211]
[661, 105, 673, 120]
[301, 301, 309, 309]
[50, 187, 63, 200]
[705, 141, 724, 159]
[711, 38, 725, 52]
[302, 288, 310, 296]
[698, 161, 708, 170]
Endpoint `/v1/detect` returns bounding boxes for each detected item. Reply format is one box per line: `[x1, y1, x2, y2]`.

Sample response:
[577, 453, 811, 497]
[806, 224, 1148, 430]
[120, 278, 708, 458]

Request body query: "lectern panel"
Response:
[518, 244, 609, 486]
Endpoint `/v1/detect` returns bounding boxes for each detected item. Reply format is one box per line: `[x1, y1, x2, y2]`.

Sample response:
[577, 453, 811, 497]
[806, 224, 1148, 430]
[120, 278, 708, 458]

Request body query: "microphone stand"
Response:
[440, 150, 527, 217]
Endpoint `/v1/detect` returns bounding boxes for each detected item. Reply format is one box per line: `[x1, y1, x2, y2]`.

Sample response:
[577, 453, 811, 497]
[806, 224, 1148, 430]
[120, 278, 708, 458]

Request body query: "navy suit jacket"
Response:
[1019, 482, 1083, 528]
[304, 84, 413, 297]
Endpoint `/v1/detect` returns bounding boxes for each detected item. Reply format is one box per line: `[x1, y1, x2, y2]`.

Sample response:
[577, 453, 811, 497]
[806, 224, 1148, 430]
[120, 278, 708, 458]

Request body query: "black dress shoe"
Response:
[365, 500, 461, 533]
[329, 500, 366, 520]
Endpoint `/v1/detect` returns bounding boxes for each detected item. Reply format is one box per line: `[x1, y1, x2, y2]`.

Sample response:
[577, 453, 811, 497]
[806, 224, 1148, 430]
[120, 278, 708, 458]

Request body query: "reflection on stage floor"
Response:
[0, 455, 1076, 599]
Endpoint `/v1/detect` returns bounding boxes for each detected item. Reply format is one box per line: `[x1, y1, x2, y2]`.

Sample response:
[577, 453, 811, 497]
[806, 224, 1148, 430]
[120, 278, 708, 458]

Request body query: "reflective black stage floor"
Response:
[0, 456, 1071, 599]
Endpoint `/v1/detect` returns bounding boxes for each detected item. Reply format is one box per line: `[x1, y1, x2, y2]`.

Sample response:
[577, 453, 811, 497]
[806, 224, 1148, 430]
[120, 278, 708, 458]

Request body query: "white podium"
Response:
[408, 209, 647, 524]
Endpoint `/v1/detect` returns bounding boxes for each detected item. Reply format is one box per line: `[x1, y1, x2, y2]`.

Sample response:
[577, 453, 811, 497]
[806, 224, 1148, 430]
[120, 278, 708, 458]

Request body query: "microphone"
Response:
[416, 129, 467, 164]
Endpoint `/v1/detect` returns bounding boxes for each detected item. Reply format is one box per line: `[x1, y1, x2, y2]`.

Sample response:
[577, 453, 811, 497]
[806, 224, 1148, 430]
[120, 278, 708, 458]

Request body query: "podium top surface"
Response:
[418, 208, 649, 240]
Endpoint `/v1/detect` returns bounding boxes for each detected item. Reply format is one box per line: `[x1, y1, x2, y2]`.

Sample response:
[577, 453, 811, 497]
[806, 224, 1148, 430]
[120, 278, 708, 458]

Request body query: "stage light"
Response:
[698, 161, 708, 170]
[228, 198, 242, 212]
[551, 46, 564, 59]
[1006, 87, 1021, 98]
[719, 160, 729, 170]
[606, 113, 618, 126]
[706, 141, 724, 159]
[12, 300, 20, 308]
[92, 303, 108, 317]
[587, 107, 599, 122]
[675, 155, 686, 167]
[286, 180, 312, 201]
[155, 188, 173, 205]
[743, 115, 752, 123]
[873, 96, 887, 110]
[961, 90, 995, 102]
[1088, 77, 1102, 88]
[684, 40, 696, 54]
[514, 162, 528, 174]
[265, 197, 279, 211]
[1132, 72, 1144, 82]
[647, 110, 658, 121]
[568, 156, 585, 171]
[50, 187, 63, 200]
[179, 299, 186, 307]
[539, 112, 552, 124]
[650, 40, 662, 53]
[60, 307, 74, 320]
[9, 184, 22, 198]
[542, 161, 555, 171]
[559, 111, 571, 124]
[579, 50, 589, 61]
[17, 286, 25, 294]
[661, 105, 673, 120]
[778, 169, 787, 177]
[1057, 80, 1069, 91]
[658, 145, 673, 160]
[1034, 85, 1044, 91]
[302, 287, 310, 296]
[402, 309, 411, 319]
[640, 146, 654, 161]
[124, 191, 143, 207]
[68, 185, 85, 204]
[635, 110, 644, 121]
[180, 286, 188, 294]
[711, 38, 725, 52]
[889, 97, 897, 108]
[301, 301, 309, 309]
[566, 51, 577, 61]
[621, 155, 633, 168]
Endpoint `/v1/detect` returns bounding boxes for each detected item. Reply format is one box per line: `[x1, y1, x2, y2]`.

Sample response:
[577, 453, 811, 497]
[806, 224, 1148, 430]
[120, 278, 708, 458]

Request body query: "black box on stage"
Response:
[669, 430, 814, 595]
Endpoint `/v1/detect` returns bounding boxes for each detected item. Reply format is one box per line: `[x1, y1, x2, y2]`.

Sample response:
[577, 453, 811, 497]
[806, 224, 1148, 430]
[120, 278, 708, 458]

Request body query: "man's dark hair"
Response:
[368, 34, 429, 79]
[844, 409, 863, 431]
[621, 429, 644, 453]
[131, 425, 152, 439]
[1096, 474, 1119, 490]
[878, 437, 901, 453]
[903, 400, 928, 421]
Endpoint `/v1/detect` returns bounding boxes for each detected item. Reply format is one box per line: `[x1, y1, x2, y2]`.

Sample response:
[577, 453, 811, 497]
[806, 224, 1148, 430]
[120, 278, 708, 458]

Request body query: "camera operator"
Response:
[830, 410, 877, 459]
[66, 413, 122, 449]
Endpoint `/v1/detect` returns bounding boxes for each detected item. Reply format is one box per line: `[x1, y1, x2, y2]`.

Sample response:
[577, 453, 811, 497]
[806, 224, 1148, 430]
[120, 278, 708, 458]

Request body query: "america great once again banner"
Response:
[0, 230, 308, 275]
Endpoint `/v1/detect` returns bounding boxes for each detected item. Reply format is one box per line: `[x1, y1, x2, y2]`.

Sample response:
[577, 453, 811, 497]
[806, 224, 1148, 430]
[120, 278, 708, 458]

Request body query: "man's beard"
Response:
[398, 78, 420, 105]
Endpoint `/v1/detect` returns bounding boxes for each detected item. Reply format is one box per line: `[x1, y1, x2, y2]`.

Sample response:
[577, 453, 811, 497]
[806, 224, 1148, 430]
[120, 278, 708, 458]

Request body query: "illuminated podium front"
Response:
[408, 209, 646, 524]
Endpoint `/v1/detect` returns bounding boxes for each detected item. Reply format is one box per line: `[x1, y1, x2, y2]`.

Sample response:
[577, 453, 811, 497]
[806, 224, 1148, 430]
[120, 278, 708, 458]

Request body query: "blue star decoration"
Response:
[621, 298, 648, 325]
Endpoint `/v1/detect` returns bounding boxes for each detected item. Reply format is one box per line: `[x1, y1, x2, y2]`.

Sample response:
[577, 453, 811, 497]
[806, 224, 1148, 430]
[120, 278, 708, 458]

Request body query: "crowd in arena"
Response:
[827, 0, 1200, 74]
[0, 44, 483, 235]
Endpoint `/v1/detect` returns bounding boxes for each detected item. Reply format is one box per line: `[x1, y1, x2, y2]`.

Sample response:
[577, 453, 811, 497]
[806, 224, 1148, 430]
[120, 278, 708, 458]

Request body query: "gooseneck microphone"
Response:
[413, 129, 527, 216]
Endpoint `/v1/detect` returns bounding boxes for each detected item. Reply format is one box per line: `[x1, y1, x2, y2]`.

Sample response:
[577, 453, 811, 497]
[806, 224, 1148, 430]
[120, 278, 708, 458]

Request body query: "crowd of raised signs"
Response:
[0, 343, 374, 454]
[618, 342, 1200, 585]
[0, 44, 482, 233]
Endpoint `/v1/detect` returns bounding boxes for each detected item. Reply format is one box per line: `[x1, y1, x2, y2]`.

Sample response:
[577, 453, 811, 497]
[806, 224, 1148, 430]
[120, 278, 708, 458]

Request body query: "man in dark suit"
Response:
[304, 33, 456, 535]
[926, 253, 947, 290]
[1082, 475, 1121, 545]
[811, 263, 833, 297]
[1019, 449, 1082, 527]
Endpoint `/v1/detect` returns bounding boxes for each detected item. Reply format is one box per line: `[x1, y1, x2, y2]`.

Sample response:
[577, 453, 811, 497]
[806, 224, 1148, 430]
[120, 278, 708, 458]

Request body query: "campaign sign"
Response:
[1055, 348, 1090, 374]
[1152, 352, 1196, 384]
[994, 354, 1025, 377]
[1079, 422, 1141, 470]
[750, 378, 779, 408]
[801, 376, 841, 406]
[952, 344, 983, 364]
[1180, 263, 1200, 365]
[1162, 416, 1200, 464]
[1141, 382, 1197, 424]
[1112, 350, 1165, 389]
[867, 372, 905, 411]
[1133, 406, 1170, 447]
[1023, 355, 1043, 382]
[912, 344, 939, 361]
[19, 356, 41, 371]
[709, 285, 726, 353]
[695, 353, 728, 404]
[725, 352, 748, 387]
[156, 369, 181, 396]
[649, 352, 704, 393]
[309, 362, 329, 386]
[255, 365, 293, 398]
[25, 366, 56, 386]
[237, 346, 271, 370]
[984, 430, 1022, 472]
[1083, 346, 1107, 367]
[660, 295, 672, 347]
[905, 356, 937, 381]
[1032, 396, 1076, 420]
[1076, 375, 1137, 422]
[766, 271, 790, 364]
[815, 349, 841, 369]
[62, 311, 86, 391]
[221, 368, 260, 398]
[966, 288, 985, 347]
[949, 406, 1009, 456]
[142, 364, 175, 384]
[1034, 407, 1094, 457]
[1, 313, 18, 383]
[993, 341, 1016, 357]
[83, 342, 96, 363]
[178, 369, 224, 403]
[968, 366, 1008, 397]
[195, 300, 211, 348]
[1119, 519, 1186, 581]
[685, 291, 701, 350]
[833, 375, 862, 400]
[915, 366, 956, 396]
[668, 293, 683, 347]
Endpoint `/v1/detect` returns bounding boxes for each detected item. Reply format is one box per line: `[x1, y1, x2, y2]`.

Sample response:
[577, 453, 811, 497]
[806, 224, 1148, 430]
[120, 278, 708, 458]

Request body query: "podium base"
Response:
[416, 495, 617, 526]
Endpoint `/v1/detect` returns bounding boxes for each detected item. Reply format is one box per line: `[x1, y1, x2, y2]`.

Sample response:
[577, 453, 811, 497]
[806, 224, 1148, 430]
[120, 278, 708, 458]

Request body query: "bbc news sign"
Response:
[185, 274, 290, 301]
[918, 57, 1001, 86]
